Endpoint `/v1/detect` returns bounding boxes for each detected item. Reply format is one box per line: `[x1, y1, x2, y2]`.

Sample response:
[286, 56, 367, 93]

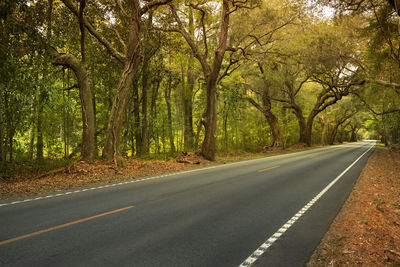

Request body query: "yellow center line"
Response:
[258, 165, 280, 172]
[0, 206, 134, 246]
[309, 154, 317, 158]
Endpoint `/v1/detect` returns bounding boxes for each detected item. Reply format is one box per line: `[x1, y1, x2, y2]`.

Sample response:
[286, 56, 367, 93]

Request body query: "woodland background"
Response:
[1, 0, 400, 176]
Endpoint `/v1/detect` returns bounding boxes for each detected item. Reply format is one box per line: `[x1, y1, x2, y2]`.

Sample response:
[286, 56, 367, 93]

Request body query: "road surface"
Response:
[0, 141, 375, 266]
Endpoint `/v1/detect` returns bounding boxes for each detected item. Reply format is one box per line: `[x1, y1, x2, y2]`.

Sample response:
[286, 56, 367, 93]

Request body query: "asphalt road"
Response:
[0, 141, 375, 267]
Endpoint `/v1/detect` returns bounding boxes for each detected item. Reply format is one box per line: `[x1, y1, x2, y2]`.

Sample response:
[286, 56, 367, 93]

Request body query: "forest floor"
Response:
[0, 145, 315, 200]
[308, 145, 400, 266]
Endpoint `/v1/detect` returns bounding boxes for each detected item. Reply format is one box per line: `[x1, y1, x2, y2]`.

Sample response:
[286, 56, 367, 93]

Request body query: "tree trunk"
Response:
[261, 91, 282, 148]
[140, 59, 149, 155]
[103, 1, 141, 160]
[222, 102, 229, 151]
[304, 116, 314, 146]
[292, 104, 309, 145]
[149, 76, 161, 152]
[194, 115, 204, 151]
[36, 90, 44, 161]
[133, 78, 142, 156]
[92, 87, 97, 157]
[247, 93, 283, 148]
[8, 125, 13, 163]
[201, 78, 218, 160]
[329, 126, 338, 145]
[183, 61, 195, 152]
[164, 82, 175, 152]
[51, 51, 95, 162]
[320, 112, 328, 146]
[265, 112, 282, 148]
[29, 125, 35, 160]
[171, 0, 229, 161]
[183, 8, 195, 152]
[0, 92, 3, 163]
[350, 126, 357, 142]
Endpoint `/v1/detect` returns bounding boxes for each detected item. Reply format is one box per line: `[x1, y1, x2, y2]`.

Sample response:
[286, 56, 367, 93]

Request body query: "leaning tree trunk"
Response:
[320, 112, 328, 146]
[103, 5, 141, 160]
[51, 51, 95, 162]
[265, 112, 283, 148]
[329, 126, 338, 145]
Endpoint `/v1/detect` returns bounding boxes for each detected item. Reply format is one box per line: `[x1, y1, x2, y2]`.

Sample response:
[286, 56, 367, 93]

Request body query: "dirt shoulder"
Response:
[308, 146, 400, 266]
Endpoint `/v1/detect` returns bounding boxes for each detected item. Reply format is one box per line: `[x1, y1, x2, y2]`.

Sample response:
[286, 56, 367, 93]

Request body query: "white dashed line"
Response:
[0, 143, 372, 208]
[239, 143, 375, 267]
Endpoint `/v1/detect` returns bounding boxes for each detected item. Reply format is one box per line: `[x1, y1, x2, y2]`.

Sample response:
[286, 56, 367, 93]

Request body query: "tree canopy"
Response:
[0, 0, 399, 174]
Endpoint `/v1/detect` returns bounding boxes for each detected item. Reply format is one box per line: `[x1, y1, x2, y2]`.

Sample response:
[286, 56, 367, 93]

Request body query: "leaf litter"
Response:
[308, 147, 400, 266]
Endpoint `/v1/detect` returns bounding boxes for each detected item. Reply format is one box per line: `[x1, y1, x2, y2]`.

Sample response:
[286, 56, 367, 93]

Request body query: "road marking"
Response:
[258, 165, 280, 172]
[239, 143, 375, 267]
[0, 206, 134, 246]
[0, 143, 373, 208]
[309, 154, 317, 158]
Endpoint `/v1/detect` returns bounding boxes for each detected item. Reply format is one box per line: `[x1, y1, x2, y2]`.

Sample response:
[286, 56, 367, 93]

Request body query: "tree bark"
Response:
[36, 90, 44, 161]
[170, 0, 229, 160]
[247, 97, 283, 148]
[164, 79, 175, 152]
[132, 78, 142, 156]
[201, 1, 229, 160]
[60, 0, 172, 161]
[291, 102, 309, 145]
[103, 0, 141, 160]
[201, 78, 218, 160]
[320, 112, 328, 146]
[0, 92, 3, 163]
[50, 51, 95, 162]
[265, 113, 282, 147]
[140, 57, 150, 155]
[183, 8, 195, 152]
[149, 76, 161, 151]
[329, 125, 339, 145]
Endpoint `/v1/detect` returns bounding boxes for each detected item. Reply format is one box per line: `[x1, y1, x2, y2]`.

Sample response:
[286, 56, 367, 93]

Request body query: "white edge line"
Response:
[238, 143, 375, 267]
[0, 142, 374, 208]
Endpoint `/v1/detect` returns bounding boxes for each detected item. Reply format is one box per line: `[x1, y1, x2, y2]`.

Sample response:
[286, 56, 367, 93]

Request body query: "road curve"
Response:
[0, 141, 375, 266]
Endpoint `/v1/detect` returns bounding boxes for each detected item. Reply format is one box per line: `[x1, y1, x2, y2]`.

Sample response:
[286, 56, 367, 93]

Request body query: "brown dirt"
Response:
[0, 155, 210, 200]
[308, 146, 400, 266]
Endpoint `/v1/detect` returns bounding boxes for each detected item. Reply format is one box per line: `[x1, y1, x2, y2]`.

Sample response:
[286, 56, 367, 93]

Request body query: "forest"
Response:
[1, 0, 400, 175]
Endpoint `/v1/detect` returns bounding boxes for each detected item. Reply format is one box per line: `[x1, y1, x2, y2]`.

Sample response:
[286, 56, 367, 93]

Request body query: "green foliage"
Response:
[1, 0, 399, 176]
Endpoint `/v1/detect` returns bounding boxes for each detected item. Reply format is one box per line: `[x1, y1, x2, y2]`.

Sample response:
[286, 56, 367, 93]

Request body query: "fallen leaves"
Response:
[308, 147, 400, 266]
[0, 157, 210, 200]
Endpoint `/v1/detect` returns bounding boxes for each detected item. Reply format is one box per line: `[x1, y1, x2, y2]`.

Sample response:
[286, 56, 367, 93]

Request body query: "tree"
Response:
[166, 1, 231, 160]
[60, 0, 172, 163]
[244, 61, 283, 148]
[271, 22, 364, 145]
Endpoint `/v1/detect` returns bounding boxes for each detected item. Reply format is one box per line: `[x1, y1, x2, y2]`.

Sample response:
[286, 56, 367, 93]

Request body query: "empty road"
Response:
[0, 141, 375, 266]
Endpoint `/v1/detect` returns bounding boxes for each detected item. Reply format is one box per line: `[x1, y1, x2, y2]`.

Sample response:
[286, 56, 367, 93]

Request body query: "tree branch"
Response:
[169, 3, 210, 74]
[60, 0, 126, 63]
[141, 0, 172, 15]
[187, 3, 208, 58]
